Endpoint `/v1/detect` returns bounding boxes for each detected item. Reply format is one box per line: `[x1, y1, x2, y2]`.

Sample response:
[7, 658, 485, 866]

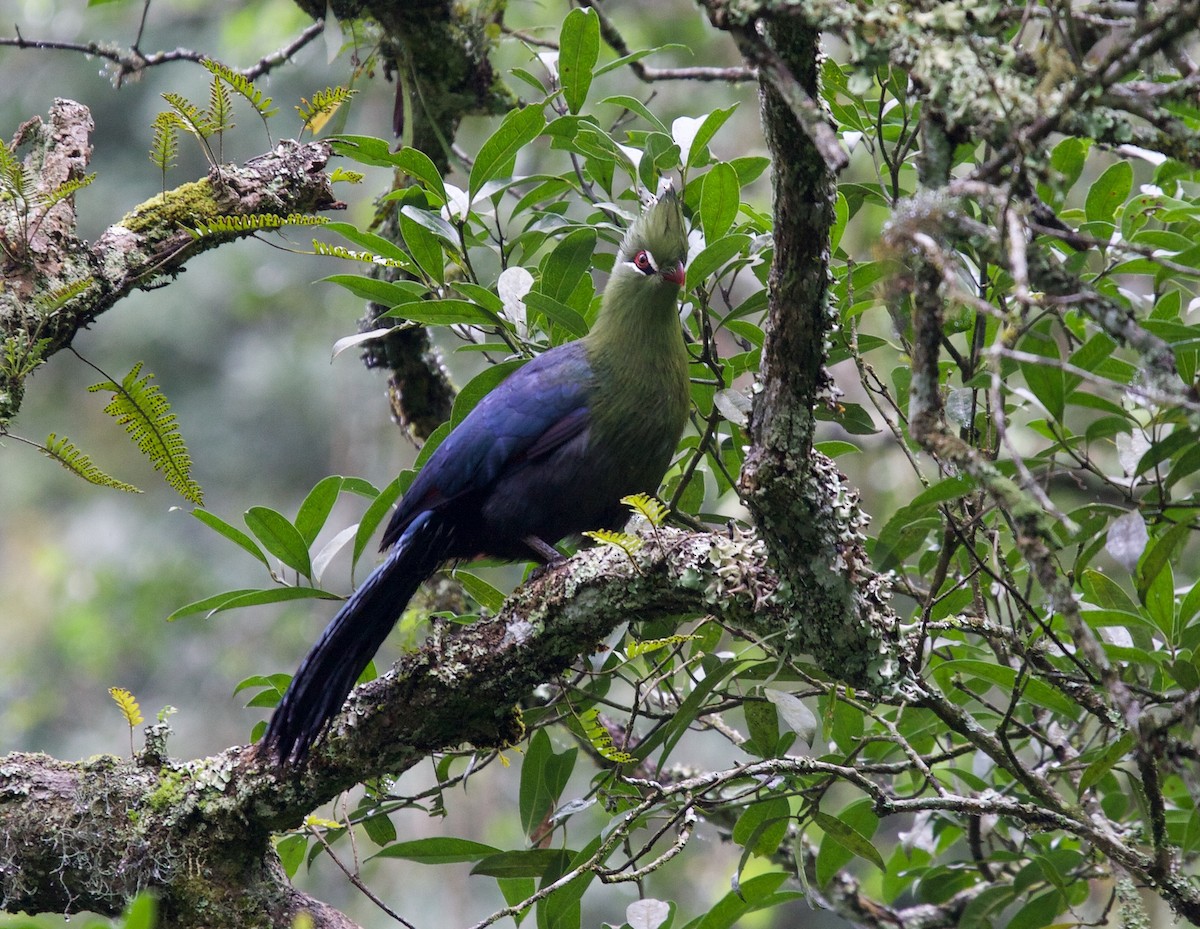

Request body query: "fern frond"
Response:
[625, 634, 699, 659]
[0, 139, 18, 185]
[313, 240, 409, 267]
[40, 173, 96, 213]
[579, 709, 635, 764]
[34, 277, 93, 315]
[87, 362, 203, 504]
[162, 92, 216, 139]
[207, 75, 235, 135]
[43, 433, 142, 494]
[202, 58, 277, 118]
[582, 528, 643, 556]
[1, 334, 50, 379]
[296, 86, 357, 135]
[150, 112, 181, 177]
[108, 687, 145, 727]
[329, 167, 364, 184]
[621, 492, 669, 527]
[189, 213, 330, 239]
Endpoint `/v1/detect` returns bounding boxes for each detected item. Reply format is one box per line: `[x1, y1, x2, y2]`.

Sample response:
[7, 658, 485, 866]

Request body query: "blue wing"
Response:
[380, 342, 594, 550]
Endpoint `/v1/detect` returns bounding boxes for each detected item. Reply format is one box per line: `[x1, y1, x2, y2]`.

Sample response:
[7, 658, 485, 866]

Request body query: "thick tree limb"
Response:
[0, 99, 343, 425]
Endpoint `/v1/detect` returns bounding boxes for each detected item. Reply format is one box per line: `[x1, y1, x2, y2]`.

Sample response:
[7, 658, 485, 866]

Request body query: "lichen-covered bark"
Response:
[2, 525, 791, 926]
[0, 100, 341, 425]
[715, 12, 901, 690]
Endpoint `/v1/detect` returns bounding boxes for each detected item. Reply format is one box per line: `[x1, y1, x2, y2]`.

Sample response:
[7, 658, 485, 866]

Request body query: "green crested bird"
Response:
[264, 183, 691, 764]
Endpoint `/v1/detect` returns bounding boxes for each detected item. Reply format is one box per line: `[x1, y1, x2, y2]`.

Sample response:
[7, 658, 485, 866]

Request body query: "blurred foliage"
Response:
[5, 1, 1200, 929]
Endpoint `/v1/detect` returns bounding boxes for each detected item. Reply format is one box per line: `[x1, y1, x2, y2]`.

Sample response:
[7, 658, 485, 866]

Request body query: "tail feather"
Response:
[263, 511, 455, 765]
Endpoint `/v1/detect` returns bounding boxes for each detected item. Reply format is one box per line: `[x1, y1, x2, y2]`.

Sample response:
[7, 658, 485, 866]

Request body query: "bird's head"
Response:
[616, 182, 687, 289]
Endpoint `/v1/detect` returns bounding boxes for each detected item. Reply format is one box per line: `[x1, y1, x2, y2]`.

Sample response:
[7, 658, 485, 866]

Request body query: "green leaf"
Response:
[456, 570, 507, 612]
[380, 298, 500, 328]
[193, 508, 269, 567]
[295, 475, 344, 547]
[559, 8, 600, 114]
[245, 506, 313, 577]
[394, 146, 447, 202]
[813, 809, 885, 873]
[41, 433, 142, 495]
[168, 585, 340, 620]
[523, 292, 590, 338]
[471, 848, 572, 879]
[320, 274, 429, 306]
[700, 162, 740, 241]
[371, 836, 500, 863]
[399, 211, 445, 284]
[1085, 161, 1133, 225]
[599, 95, 670, 134]
[275, 834, 308, 878]
[1078, 730, 1135, 795]
[672, 106, 738, 168]
[354, 474, 405, 565]
[686, 234, 751, 290]
[519, 729, 577, 839]
[937, 659, 1079, 717]
[538, 227, 597, 305]
[692, 872, 793, 929]
[732, 797, 791, 857]
[470, 105, 547, 201]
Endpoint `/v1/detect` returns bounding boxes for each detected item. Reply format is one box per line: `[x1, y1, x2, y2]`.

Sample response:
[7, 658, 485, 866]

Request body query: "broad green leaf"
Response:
[381, 298, 500, 328]
[813, 808, 885, 875]
[456, 570, 507, 612]
[394, 146, 447, 202]
[1084, 160, 1133, 224]
[732, 797, 791, 857]
[692, 872, 793, 929]
[361, 811, 397, 847]
[686, 233, 750, 290]
[295, 475, 344, 547]
[274, 834, 308, 878]
[245, 506, 313, 577]
[354, 474, 406, 565]
[671, 105, 737, 168]
[523, 291, 590, 338]
[1078, 730, 1135, 794]
[320, 274, 428, 306]
[470, 105, 547, 200]
[399, 211, 445, 284]
[519, 729, 577, 839]
[937, 659, 1079, 717]
[324, 220, 413, 265]
[193, 508, 268, 566]
[559, 8, 600, 114]
[371, 837, 500, 863]
[599, 95, 670, 134]
[700, 162, 740, 241]
[538, 227, 597, 305]
[168, 586, 340, 621]
[471, 848, 572, 879]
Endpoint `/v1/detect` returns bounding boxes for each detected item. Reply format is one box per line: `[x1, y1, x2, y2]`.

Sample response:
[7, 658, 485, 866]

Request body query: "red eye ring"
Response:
[632, 249, 655, 274]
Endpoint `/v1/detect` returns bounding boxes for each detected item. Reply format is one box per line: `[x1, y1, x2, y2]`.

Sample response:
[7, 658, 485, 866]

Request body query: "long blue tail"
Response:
[263, 511, 455, 764]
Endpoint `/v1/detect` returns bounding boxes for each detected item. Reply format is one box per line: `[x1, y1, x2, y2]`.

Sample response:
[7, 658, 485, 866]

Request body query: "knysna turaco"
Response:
[264, 184, 691, 764]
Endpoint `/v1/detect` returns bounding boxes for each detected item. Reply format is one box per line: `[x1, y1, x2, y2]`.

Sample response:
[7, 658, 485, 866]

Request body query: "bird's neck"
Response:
[584, 269, 690, 444]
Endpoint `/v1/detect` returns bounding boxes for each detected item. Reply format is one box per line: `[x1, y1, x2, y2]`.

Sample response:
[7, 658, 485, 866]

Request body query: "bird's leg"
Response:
[524, 535, 566, 569]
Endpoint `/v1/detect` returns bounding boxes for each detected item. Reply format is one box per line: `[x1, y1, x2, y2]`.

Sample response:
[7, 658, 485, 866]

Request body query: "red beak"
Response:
[661, 261, 686, 287]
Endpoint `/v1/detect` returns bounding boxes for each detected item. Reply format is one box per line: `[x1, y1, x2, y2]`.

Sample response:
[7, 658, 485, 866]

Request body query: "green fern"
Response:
[625, 634, 699, 659]
[87, 362, 203, 504]
[34, 277, 93, 315]
[579, 709, 635, 765]
[42, 433, 142, 494]
[313, 240, 409, 267]
[150, 112, 181, 192]
[296, 86, 357, 136]
[162, 92, 216, 140]
[1, 333, 50, 380]
[201, 58, 277, 120]
[582, 528, 643, 558]
[207, 75, 235, 135]
[39, 173, 95, 215]
[329, 167, 365, 184]
[189, 213, 330, 239]
[621, 492, 669, 527]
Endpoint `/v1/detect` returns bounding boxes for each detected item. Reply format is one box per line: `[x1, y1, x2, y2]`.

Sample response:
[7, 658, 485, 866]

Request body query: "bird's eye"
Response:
[632, 250, 656, 275]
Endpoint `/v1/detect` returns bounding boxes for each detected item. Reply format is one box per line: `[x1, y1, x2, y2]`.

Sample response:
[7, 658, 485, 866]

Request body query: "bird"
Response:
[263, 183, 692, 765]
